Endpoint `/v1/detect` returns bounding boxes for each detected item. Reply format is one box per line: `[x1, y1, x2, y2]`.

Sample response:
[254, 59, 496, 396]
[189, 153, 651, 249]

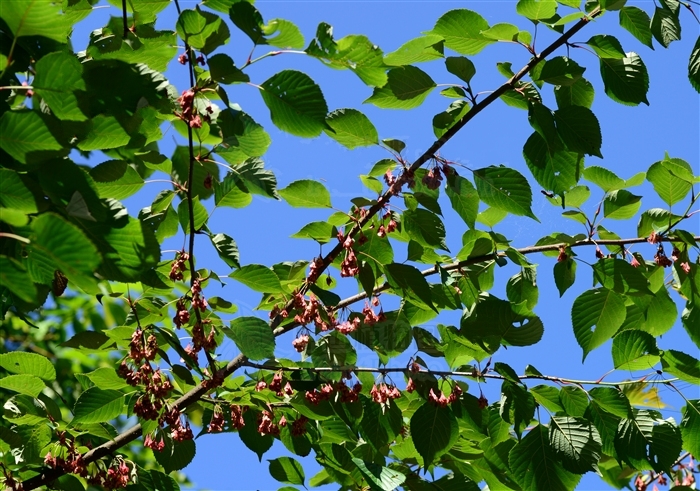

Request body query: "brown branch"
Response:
[121, 0, 129, 38]
[20, 10, 608, 490]
[272, 234, 700, 334]
[242, 361, 680, 387]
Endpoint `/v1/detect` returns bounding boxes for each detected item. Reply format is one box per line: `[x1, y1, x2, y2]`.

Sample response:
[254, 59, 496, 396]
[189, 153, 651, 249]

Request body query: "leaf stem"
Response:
[0, 232, 30, 243]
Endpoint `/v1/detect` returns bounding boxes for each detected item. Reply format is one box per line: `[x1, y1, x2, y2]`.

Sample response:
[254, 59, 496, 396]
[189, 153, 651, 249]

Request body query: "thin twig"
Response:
[242, 361, 680, 387]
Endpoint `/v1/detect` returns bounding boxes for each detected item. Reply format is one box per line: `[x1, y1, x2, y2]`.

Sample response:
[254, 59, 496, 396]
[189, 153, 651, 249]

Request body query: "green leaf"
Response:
[554, 105, 603, 158]
[154, 435, 196, 473]
[324, 109, 379, 149]
[649, 420, 682, 473]
[230, 264, 284, 293]
[603, 189, 642, 220]
[403, 208, 449, 251]
[260, 70, 328, 137]
[352, 458, 407, 491]
[291, 221, 337, 244]
[263, 19, 304, 49]
[77, 115, 130, 151]
[445, 56, 476, 83]
[680, 400, 700, 458]
[90, 160, 144, 200]
[647, 156, 693, 206]
[0, 374, 45, 397]
[86, 21, 177, 73]
[176, 8, 230, 54]
[433, 100, 470, 138]
[226, 317, 275, 360]
[583, 166, 625, 191]
[365, 66, 436, 110]
[481, 23, 520, 41]
[572, 288, 627, 360]
[586, 35, 626, 58]
[14, 424, 51, 463]
[612, 330, 660, 370]
[509, 425, 581, 491]
[0, 111, 64, 164]
[554, 77, 595, 109]
[216, 110, 271, 166]
[177, 197, 208, 234]
[384, 263, 436, 312]
[506, 269, 539, 313]
[522, 132, 582, 195]
[384, 34, 445, 65]
[589, 387, 631, 418]
[72, 387, 125, 424]
[651, 5, 681, 48]
[689, 35, 700, 92]
[411, 403, 459, 469]
[81, 367, 129, 390]
[661, 350, 700, 384]
[531, 385, 565, 413]
[592, 259, 653, 295]
[0, 256, 37, 303]
[33, 51, 87, 121]
[516, 0, 559, 20]
[619, 7, 654, 49]
[210, 233, 240, 269]
[1, 0, 71, 42]
[28, 213, 101, 293]
[473, 165, 538, 220]
[554, 258, 577, 297]
[559, 386, 589, 418]
[426, 9, 494, 55]
[549, 417, 602, 473]
[279, 180, 332, 208]
[208, 53, 249, 84]
[305, 22, 387, 86]
[538, 56, 586, 85]
[600, 52, 650, 106]
[215, 172, 252, 209]
[269, 457, 305, 485]
[446, 174, 479, 229]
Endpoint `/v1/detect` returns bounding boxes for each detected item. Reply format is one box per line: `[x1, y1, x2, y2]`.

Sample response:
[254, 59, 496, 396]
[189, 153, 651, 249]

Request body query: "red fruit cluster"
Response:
[44, 433, 87, 478]
[376, 212, 398, 238]
[336, 381, 362, 403]
[305, 384, 334, 405]
[478, 393, 489, 409]
[292, 334, 310, 352]
[102, 460, 132, 490]
[169, 250, 189, 281]
[257, 410, 280, 436]
[370, 383, 401, 404]
[362, 300, 385, 326]
[338, 232, 359, 277]
[207, 406, 225, 433]
[557, 246, 568, 263]
[307, 256, 325, 284]
[230, 405, 246, 429]
[176, 89, 202, 129]
[128, 329, 158, 363]
[428, 385, 462, 407]
[422, 166, 443, 190]
[336, 318, 360, 334]
[291, 416, 309, 436]
[143, 432, 165, 452]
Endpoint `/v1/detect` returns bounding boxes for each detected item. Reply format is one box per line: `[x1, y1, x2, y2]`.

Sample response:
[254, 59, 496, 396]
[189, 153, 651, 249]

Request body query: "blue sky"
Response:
[70, 1, 700, 489]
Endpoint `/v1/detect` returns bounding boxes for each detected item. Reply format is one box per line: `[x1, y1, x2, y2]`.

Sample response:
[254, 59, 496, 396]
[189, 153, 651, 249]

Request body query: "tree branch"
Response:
[272, 234, 699, 334]
[20, 10, 612, 489]
[242, 360, 680, 388]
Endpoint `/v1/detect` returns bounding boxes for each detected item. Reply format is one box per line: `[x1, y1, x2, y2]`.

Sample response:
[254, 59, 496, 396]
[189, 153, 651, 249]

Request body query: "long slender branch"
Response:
[273, 234, 700, 334]
[242, 361, 680, 387]
[20, 10, 609, 490]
